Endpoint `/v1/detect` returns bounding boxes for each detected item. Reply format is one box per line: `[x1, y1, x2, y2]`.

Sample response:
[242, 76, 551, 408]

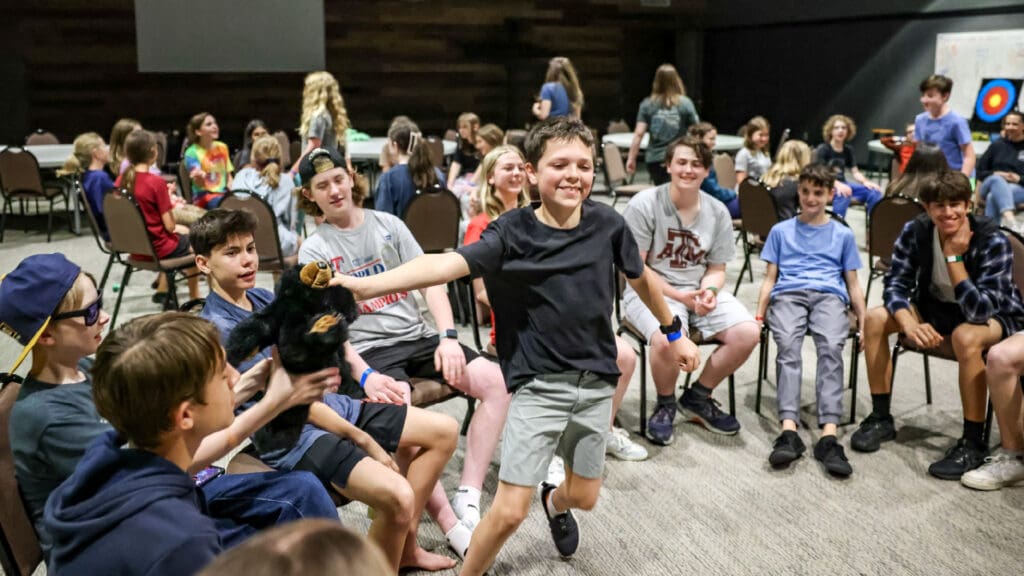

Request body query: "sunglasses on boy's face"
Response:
[52, 296, 103, 326]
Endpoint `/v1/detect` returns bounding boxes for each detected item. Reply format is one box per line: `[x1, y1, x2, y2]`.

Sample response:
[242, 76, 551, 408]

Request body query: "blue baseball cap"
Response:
[0, 253, 81, 372]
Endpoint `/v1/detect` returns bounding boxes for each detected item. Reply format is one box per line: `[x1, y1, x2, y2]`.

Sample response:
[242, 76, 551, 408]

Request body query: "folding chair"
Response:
[734, 179, 779, 293]
[102, 189, 198, 328]
[0, 147, 69, 242]
[404, 186, 469, 324]
[0, 381, 43, 576]
[74, 178, 121, 292]
[865, 194, 924, 302]
[602, 142, 648, 207]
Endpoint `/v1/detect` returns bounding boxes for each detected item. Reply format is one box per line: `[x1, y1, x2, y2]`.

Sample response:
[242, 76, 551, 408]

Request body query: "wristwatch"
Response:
[443, 329, 459, 340]
[659, 315, 682, 335]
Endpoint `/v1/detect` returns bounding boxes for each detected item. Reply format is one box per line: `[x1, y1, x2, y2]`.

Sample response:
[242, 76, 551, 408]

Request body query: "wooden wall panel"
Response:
[9, 1, 689, 151]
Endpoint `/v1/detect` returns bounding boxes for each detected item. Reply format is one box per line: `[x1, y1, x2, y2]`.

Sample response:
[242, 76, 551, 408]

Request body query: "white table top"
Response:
[867, 139, 990, 156]
[601, 132, 743, 153]
[347, 137, 456, 162]
[0, 144, 74, 169]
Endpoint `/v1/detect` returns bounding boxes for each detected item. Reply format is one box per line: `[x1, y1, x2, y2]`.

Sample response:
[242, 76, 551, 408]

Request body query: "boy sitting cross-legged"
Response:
[755, 164, 866, 476]
[331, 118, 699, 575]
[191, 209, 464, 572]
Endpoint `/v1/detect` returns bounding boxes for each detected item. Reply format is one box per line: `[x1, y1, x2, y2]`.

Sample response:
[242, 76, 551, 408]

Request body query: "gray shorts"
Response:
[498, 372, 614, 487]
[623, 289, 755, 342]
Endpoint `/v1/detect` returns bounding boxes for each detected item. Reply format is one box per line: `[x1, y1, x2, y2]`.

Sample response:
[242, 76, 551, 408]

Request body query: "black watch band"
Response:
[443, 329, 459, 340]
[659, 315, 682, 335]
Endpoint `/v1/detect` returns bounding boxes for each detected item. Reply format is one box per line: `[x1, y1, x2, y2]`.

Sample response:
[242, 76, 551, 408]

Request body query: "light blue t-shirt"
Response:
[199, 287, 362, 471]
[914, 110, 971, 170]
[541, 81, 571, 118]
[761, 218, 861, 304]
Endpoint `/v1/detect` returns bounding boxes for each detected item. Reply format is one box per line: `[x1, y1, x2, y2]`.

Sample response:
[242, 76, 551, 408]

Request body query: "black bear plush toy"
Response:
[226, 260, 359, 454]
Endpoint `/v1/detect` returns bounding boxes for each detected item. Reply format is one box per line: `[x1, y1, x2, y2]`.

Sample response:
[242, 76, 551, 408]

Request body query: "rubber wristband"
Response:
[666, 330, 683, 342]
[705, 286, 719, 294]
[755, 315, 764, 321]
[359, 367, 376, 388]
[945, 255, 963, 263]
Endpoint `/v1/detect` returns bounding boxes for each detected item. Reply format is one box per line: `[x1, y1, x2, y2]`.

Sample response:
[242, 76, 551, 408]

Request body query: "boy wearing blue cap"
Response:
[0, 253, 339, 571]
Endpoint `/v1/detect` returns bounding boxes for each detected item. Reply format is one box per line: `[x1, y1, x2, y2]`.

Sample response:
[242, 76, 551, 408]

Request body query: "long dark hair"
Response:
[886, 142, 950, 200]
[122, 130, 157, 193]
[388, 119, 438, 192]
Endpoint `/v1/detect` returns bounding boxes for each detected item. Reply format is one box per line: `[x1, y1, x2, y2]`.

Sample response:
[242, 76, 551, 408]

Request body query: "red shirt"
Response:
[116, 171, 179, 259]
[464, 213, 496, 345]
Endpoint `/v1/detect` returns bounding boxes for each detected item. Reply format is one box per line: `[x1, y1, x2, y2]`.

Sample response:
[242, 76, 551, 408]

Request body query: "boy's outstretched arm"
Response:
[330, 252, 470, 301]
[627, 267, 702, 372]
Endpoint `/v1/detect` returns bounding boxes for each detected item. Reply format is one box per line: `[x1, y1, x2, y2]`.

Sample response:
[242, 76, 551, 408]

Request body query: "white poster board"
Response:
[935, 30, 1024, 120]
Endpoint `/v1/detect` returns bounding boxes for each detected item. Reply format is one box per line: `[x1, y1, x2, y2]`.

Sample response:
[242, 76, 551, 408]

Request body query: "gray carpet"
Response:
[2, 193, 1022, 576]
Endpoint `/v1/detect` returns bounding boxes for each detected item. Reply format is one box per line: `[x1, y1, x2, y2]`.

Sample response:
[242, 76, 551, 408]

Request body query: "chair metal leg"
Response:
[728, 374, 736, 416]
[461, 397, 476, 437]
[848, 333, 860, 424]
[923, 354, 932, 404]
[735, 241, 751, 294]
[110, 266, 132, 329]
[46, 199, 54, 242]
[864, 273, 873, 303]
[755, 327, 768, 416]
[99, 254, 116, 293]
[637, 342, 647, 439]
[683, 372, 692, 388]
[983, 399, 994, 447]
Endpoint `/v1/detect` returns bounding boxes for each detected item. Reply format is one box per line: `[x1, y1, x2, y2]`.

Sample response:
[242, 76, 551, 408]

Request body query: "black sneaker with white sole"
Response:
[540, 482, 579, 558]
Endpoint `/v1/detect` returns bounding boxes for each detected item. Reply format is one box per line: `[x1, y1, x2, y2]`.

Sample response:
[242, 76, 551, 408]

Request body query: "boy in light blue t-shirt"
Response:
[756, 164, 866, 477]
[913, 74, 975, 177]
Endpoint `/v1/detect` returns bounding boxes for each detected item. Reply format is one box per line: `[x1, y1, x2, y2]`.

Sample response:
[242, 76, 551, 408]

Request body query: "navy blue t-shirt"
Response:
[457, 200, 644, 390]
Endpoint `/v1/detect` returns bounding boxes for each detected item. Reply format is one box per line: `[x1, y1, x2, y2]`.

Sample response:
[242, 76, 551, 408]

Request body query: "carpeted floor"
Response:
[2, 189, 1022, 576]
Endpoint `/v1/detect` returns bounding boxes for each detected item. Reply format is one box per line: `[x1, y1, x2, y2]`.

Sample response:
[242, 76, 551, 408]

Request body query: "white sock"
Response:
[546, 488, 568, 516]
[445, 522, 473, 559]
[452, 486, 482, 529]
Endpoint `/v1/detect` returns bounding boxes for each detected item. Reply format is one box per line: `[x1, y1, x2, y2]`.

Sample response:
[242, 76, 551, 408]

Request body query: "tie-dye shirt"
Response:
[184, 141, 233, 192]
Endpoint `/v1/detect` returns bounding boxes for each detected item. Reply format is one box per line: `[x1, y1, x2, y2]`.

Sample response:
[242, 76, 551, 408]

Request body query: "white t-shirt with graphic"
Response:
[298, 210, 436, 353]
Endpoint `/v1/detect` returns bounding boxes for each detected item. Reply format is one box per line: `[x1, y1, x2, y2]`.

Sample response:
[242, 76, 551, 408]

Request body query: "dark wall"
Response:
[703, 6, 1024, 162]
[6, 0, 691, 151]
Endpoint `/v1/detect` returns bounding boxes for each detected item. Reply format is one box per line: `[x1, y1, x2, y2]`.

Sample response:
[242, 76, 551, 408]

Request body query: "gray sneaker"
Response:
[961, 450, 1024, 491]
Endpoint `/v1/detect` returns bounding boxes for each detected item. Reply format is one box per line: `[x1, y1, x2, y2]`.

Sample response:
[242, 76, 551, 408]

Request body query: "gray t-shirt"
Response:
[622, 185, 735, 292]
[302, 109, 339, 153]
[298, 210, 436, 353]
[636, 96, 700, 163]
[735, 148, 771, 181]
[233, 167, 299, 256]
[930, 228, 957, 303]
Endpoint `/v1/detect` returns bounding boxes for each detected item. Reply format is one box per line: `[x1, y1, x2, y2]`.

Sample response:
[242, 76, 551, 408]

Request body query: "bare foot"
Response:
[400, 547, 456, 571]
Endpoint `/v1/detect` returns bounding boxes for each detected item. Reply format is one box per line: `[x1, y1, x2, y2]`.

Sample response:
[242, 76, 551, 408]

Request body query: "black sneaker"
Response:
[814, 436, 853, 477]
[928, 438, 988, 480]
[849, 412, 896, 452]
[768, 430, 806, 467]
[540, 482, 579, 558]
[678, 388, 740, 435]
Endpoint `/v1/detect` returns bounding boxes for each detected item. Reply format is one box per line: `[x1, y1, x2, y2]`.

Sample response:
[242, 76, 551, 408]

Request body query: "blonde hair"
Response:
[478, 146, 528, 220]
[741, 116, 770, 151]
[822, 114, 857, 142]
[58, 132, 104, 177]
[251, 136, 282, 189]
[650, 64, 686, 107]
[30, 271, 96, 373]
[299, 71, 350, 146]
[109, 118, 140, 173]
[762, 140, 810, 188]
[545, 57, 584, 116]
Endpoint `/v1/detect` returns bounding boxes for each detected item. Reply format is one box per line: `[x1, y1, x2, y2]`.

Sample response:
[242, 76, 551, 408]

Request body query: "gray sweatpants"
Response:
[769, 290, 849, 426]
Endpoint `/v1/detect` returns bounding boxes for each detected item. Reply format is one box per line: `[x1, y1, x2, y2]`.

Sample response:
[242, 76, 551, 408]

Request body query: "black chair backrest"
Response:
[0, 381, 43, 576]
[868, 194, 924, 263]
[737, 179, 779, 238]
[1002, 227, 1024, 299]
[405, 187, 460, 253]
[602, 142, 628, 187]
[177, 161, 194, 204]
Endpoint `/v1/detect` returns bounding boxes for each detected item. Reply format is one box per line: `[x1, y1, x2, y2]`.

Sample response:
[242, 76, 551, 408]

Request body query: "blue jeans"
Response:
[831, 182, 883, 218]
[980, 176, 1024, 218]
[202, 470, 338, 549]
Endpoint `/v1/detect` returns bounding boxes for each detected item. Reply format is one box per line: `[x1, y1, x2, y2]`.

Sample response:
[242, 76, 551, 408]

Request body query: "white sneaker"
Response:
[545, 456, 566, 487]
[961, 450, 1024, 491]
[605, 427, 649, 461]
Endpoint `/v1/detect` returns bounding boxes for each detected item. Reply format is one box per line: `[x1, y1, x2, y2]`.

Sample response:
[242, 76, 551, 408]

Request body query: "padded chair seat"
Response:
[410, 377, 459, 406]
[128, 253, 196, 272]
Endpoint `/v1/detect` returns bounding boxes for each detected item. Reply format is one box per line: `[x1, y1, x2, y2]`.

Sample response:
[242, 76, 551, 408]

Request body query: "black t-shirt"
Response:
[457, 199, 645, 390]
[814, 143, 855, 182]
[454, 141, 479, 176]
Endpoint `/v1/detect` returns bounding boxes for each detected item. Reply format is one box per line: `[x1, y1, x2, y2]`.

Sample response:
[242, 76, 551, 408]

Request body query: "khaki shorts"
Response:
[624, 289, 754, 342]
[498, 372, 614, 487]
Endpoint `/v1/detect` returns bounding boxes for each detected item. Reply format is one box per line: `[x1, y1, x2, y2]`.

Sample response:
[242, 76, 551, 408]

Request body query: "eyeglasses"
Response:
[52, 296, 103, 326]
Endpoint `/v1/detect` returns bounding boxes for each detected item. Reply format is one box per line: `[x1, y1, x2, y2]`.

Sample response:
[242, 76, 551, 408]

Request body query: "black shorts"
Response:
[360, 336, 479, 382]
[293, 402, 407, 492]
[917, 299, 1009, 338]
[166, 233, 191, 258]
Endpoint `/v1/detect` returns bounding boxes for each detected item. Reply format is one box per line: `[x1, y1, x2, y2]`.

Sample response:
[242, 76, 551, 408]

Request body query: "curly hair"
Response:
[296, 169, 369, 216]
[299, 71, 350, 146]
[822, 114, 857, 143]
